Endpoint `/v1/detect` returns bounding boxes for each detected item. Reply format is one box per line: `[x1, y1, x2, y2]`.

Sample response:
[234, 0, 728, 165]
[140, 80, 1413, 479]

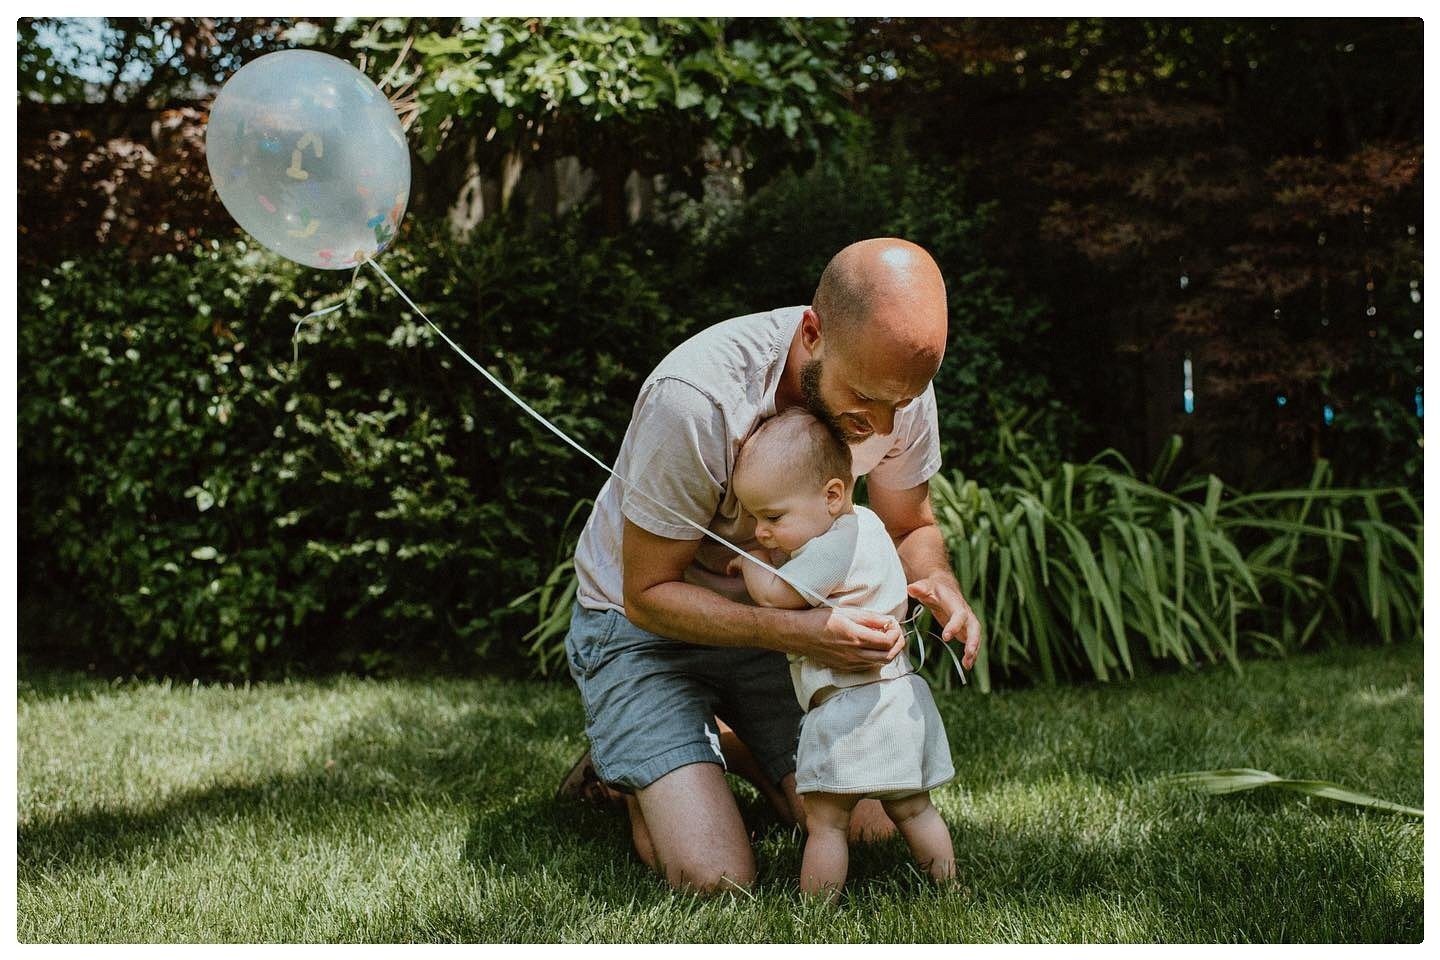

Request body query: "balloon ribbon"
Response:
[362, 257, 956, 675]
[291, 264, 363, 365]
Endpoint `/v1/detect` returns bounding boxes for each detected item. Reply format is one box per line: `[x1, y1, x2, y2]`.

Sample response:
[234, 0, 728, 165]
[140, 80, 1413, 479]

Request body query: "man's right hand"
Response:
[792, 606, 906, 671]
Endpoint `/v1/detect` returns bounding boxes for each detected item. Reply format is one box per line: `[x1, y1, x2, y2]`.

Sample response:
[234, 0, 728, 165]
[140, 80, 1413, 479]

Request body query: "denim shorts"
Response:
[564, 603, 802, 791]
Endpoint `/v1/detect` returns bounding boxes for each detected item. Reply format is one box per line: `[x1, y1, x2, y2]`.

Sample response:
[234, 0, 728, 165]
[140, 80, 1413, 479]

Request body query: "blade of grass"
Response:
[1163, 768, 1423, 817]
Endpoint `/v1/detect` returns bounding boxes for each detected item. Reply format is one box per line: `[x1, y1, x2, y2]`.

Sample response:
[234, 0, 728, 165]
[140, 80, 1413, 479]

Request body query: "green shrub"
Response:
[18, 215, 678, 677]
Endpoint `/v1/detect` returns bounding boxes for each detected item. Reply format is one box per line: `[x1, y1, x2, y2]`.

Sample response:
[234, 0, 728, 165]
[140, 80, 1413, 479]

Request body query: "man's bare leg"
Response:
[716, 721, 794, 821]
[562, 732, 896, 853]
[846, 797, 897, 842]
[623, 794, 657, 870]
[632, 761, 756, 894]
[607, 767, 891, 879]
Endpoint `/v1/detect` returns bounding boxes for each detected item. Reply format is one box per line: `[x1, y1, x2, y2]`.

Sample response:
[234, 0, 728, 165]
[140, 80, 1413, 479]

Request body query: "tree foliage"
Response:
[17, 17, 291, 263]
[337, 17, 857, 228]
[18, 105, 219, 263]
[856, 18, 1423, 487]
[18, 17, 290, 109]
[373, 18, 851, 158]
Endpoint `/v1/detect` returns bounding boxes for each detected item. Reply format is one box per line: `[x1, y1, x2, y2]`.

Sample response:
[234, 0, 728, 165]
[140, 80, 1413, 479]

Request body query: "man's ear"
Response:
[801, 307, 823, 354]
[825, 478, 847, 514]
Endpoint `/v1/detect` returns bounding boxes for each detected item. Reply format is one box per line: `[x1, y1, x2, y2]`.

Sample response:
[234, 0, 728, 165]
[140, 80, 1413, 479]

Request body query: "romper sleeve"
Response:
[777, 518, 860, 607]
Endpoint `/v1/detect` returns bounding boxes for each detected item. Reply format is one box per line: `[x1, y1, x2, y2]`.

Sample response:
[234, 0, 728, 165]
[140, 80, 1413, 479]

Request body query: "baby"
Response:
[727, 407, 956, 900]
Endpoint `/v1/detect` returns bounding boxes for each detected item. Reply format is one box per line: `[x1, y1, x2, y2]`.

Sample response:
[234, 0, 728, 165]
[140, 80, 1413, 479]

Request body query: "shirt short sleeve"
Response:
[618, 377, 730, 541]
[866, 383, 942, 492]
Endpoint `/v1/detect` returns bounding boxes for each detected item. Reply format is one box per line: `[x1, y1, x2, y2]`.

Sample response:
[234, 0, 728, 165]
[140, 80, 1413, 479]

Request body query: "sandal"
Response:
[556, 748, 629, 811]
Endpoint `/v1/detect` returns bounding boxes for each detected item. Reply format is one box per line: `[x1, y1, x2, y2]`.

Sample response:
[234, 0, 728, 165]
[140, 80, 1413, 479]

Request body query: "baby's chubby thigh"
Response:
[800, 791, 864, 831]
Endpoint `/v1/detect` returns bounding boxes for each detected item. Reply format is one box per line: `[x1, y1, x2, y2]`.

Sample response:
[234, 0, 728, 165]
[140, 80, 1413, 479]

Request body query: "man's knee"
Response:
[660, 852, 757, 895]
[635, 761, 758, 894]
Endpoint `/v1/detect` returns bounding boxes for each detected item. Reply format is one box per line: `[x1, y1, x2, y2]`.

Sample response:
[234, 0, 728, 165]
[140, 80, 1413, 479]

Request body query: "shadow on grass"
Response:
[20, 678, 582, 872]
[19, 643, 1424, 941]
[454, 772, 800, 899]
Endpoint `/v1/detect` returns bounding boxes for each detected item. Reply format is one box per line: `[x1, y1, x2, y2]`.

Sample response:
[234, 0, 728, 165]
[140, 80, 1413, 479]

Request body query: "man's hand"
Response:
[869, 479, 982, 671]
[792, 606, 906, 672]
[906, 576, 982, 670]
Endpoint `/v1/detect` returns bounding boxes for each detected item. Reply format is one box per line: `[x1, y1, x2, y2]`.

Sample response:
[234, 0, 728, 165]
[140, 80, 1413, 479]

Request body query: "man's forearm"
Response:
[894, 521, 960, 588]
[626, 579, 810, 653]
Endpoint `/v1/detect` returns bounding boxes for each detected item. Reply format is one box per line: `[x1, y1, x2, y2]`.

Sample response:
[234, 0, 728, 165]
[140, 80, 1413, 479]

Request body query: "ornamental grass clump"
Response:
[923, 435, 1421, 691]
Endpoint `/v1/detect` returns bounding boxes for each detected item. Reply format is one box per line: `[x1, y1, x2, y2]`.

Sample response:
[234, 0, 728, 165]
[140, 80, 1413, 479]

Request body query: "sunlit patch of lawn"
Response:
[18, 640, 1421, 942]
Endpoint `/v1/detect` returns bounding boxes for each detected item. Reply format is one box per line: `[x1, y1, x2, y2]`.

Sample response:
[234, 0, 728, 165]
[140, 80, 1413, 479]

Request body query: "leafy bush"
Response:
[19, 214, 678, 677]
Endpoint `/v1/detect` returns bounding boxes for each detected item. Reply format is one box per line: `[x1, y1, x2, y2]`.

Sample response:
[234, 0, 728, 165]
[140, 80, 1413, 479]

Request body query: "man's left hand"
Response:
[906, 576, 982, 670]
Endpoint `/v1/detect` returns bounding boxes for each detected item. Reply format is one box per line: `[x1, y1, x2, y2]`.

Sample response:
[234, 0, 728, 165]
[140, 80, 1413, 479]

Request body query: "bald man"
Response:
[562, 237, 982, 893]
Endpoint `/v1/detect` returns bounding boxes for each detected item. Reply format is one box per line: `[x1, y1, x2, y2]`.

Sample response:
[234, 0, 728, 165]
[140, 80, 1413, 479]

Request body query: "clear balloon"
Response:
[205, 50, 411, 270]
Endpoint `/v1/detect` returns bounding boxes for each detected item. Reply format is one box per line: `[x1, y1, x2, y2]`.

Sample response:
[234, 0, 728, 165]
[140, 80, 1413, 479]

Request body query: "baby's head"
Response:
[732, 408, 854, 553]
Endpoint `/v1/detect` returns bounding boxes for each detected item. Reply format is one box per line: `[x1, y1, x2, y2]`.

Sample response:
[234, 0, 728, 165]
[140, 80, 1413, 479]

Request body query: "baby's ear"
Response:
[825, 477, 847, 512]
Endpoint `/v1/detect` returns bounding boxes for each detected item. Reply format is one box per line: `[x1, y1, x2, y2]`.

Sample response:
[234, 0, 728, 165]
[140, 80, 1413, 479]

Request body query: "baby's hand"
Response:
[727, 548, 778, 578]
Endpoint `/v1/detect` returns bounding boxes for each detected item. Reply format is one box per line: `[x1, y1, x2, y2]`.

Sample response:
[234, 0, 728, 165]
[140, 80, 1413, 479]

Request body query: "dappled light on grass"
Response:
[1349, 681, 1420, 708]
[19, 640, 1422, 942]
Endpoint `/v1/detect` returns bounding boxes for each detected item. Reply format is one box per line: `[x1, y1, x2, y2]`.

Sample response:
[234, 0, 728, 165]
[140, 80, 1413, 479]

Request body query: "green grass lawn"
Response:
[18, 641, 1422, 943]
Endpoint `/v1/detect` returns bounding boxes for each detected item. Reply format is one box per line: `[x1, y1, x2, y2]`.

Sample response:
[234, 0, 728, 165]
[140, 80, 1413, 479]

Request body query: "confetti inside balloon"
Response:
[206, 50, 411, 270]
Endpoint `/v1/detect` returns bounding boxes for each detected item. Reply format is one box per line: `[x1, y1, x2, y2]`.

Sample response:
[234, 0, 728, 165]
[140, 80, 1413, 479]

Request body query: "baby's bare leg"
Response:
[880, 791, 955, 882]
[799, 792, 862, 901]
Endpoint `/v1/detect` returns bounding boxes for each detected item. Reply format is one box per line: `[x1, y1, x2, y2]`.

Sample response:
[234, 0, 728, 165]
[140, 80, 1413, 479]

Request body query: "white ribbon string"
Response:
[904, 604, 966, 685]
[291, 302, 346, 366]
[291, 264, 364, 366]
[361, 257, 839, 611]
[360, 255, 958, 680]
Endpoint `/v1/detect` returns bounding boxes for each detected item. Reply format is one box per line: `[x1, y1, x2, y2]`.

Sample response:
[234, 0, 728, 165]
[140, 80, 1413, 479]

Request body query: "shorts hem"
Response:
[748, 748, 798, 788]
[596, 741, 727, 792]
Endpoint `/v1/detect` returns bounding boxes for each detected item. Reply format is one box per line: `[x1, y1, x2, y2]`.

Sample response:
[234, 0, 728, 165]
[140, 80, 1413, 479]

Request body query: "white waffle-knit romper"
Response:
[778, 506, 955, 798]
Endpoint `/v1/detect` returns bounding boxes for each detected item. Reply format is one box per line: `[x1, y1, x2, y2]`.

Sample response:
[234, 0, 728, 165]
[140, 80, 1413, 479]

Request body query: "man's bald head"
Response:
[811, 238, 948, 368]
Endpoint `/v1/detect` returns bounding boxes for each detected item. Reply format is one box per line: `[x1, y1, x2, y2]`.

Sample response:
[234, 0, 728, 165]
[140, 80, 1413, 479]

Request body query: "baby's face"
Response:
[732, 464, 839, 555]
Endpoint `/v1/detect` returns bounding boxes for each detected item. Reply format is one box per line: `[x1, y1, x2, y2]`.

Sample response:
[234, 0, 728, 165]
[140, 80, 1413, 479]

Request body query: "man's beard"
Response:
[801, 358, 869, 445]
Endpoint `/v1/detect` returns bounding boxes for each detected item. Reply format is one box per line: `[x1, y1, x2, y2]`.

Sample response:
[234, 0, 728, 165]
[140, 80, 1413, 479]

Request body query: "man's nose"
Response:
[870, 405, 896, 436]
